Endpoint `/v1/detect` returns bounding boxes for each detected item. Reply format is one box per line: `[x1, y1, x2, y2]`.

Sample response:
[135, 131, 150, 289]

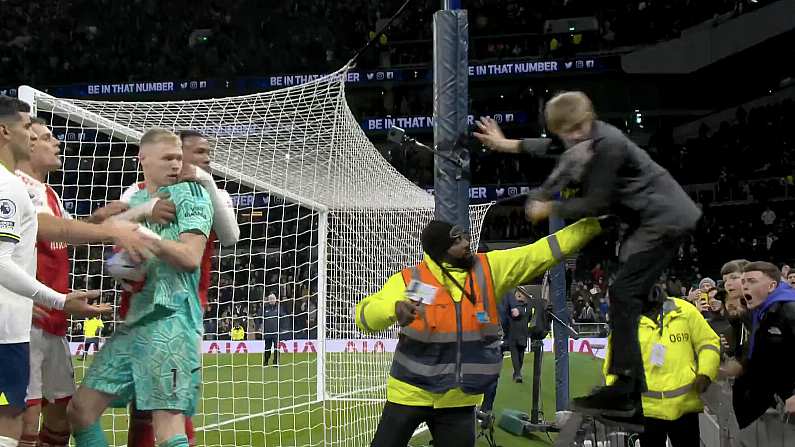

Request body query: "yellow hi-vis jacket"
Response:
[231, 327, 245, 341]
[604, 297, 720, 421]
[83, 317, 104, 338]
[356, 218, 602, 409]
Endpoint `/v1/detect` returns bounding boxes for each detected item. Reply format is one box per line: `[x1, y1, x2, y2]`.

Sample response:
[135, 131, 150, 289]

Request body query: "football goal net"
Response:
[20, 66, 490, 446]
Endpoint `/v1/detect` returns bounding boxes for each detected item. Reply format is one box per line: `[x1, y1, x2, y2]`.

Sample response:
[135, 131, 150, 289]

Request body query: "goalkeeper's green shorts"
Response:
[83, 310, 202, 415]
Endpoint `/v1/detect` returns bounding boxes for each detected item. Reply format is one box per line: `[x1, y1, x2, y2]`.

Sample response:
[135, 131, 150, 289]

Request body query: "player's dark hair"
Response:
[30, 116, 47, 126]
[743, 261, 781, 283]
[0, 96, 30, 121]
[720, 259, 750, 276]
[179, 129, 204, 141]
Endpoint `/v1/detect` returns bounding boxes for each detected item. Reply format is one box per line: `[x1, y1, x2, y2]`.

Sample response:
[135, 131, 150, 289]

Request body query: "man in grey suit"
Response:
[475, 91, 701, 418]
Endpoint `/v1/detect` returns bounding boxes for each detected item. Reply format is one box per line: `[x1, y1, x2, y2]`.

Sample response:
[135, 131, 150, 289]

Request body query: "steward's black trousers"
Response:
[370, 401, 476, 447]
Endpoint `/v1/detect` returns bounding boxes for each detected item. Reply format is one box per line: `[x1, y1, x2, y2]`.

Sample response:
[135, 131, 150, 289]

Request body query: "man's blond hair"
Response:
[544, 91, 595, 134]
[140, 128, 181, 148]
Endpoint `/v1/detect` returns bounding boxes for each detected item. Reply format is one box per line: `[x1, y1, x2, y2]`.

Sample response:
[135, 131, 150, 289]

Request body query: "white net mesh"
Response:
[20, 66, 491, 446]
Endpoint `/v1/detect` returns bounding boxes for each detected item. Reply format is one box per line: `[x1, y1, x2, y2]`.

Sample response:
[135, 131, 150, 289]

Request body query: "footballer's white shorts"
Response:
[26, 326, 76, 404]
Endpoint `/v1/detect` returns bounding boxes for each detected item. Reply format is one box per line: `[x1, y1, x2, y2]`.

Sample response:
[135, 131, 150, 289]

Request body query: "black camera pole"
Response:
[387, 126, 467, 169]
[529, 339, 544, 424]
[513, 286, 580, 432]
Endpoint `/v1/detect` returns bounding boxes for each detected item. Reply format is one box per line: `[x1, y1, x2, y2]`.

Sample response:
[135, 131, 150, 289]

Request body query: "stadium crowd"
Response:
[0, 0, 773, 86]
[656, 98, 795, 186]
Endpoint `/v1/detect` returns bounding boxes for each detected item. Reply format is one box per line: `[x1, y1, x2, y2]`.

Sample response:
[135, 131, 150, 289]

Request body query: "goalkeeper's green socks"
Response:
[159, 435, 189, 447]
[73, 422, 108, 447]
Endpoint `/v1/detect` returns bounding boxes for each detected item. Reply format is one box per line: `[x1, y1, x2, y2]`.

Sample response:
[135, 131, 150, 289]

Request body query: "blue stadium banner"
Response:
[425, 184, 532, 203]
[1, 56, 618, 99]
[363, 111, 528, 132]
[48, 79, 220, 98]
[245, 55, 615, 89]
[247, 70, 402, 89]
[468, 57, 606, 77]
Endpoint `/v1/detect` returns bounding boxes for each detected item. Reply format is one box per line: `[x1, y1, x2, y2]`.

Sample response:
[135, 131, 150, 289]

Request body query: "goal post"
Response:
[19, 67, 491, 446]
[315, 209, 328, 405]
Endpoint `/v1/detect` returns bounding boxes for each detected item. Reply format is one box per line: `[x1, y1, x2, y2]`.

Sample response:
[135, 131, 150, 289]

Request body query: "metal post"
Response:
[549, 198, 570, 411]
[433, 3, 470, 231]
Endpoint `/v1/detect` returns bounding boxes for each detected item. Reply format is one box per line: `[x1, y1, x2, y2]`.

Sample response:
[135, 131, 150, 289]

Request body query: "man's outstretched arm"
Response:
[37, 213, 156, 261]
[487, 218, 602, 299]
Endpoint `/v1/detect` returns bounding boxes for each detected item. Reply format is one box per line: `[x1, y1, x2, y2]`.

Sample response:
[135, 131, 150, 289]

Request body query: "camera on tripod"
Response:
[476, 409, 495, 429]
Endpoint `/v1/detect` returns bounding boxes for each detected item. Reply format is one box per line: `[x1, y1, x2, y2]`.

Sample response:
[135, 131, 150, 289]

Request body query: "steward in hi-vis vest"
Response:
[357, 218, 602, 447]
[603, 291, 719, 446]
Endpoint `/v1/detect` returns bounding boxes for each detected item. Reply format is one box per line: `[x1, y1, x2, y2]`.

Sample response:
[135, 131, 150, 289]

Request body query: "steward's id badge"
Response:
[405, 280, 438, 305]
[476, 311, 490, 324]
[650, 343, 666, 367]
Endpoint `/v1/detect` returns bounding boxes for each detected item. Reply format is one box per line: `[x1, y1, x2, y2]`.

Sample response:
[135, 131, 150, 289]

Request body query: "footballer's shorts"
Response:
[27, 327, 75, 405]
[0, 342, 30, 412]
[82, 310, 202, 414]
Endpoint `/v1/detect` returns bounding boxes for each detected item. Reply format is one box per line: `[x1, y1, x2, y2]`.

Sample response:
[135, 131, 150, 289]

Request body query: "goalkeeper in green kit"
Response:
[67, 129, 213, 447]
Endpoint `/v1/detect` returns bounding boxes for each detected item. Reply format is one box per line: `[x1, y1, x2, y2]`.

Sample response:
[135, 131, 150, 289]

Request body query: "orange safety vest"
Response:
[391, 254, 502, 394]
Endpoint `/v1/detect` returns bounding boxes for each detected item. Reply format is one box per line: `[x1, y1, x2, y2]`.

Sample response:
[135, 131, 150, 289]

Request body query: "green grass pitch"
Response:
[73, 352, 603, 446]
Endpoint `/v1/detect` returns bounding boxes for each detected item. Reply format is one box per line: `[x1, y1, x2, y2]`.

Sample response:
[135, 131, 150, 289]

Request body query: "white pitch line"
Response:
[196, 384, 389, 431]
[195, 401, 315, 431]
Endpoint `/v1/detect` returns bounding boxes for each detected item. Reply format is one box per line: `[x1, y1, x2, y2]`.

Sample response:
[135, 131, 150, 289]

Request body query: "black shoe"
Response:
[513, 374, 523, 383]
[571, 385, 640, 418]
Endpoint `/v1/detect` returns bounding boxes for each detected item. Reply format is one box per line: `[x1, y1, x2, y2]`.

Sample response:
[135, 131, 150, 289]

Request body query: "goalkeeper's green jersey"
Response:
[124, 182, 214, 331]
